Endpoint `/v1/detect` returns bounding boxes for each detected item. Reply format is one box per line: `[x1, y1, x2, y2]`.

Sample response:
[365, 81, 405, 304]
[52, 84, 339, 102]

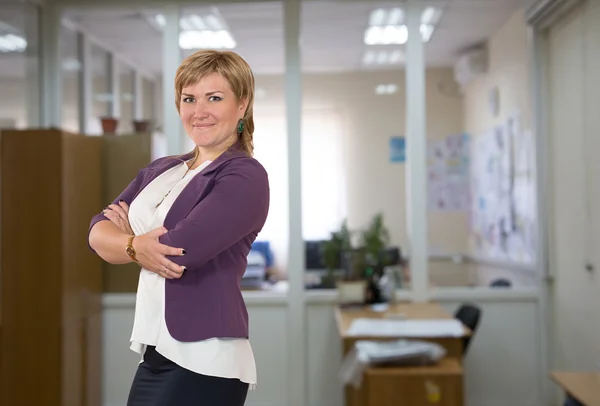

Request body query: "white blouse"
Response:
[127, 159, 257, 388]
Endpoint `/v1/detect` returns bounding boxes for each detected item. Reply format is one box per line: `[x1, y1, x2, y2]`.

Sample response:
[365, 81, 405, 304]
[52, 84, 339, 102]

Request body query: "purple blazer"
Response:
[88, 145, 270, 342]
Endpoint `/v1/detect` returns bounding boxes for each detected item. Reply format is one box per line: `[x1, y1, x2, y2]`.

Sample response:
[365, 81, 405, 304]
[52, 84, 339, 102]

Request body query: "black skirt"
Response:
[126, 346, 249, 406]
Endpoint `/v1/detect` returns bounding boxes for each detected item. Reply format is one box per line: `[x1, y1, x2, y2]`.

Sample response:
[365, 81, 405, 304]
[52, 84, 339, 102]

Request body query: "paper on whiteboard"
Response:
[347, 318, 464, 337]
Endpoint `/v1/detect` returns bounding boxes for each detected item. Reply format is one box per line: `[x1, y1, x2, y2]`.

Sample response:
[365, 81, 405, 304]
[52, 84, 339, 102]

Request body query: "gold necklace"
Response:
[155, 155, 199, 208]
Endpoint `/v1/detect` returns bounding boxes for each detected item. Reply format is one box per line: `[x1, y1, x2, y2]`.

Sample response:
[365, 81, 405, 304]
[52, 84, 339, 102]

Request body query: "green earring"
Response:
[237, 119, 244, 135]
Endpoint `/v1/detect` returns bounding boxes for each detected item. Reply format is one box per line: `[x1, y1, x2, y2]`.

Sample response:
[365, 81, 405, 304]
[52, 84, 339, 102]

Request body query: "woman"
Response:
[88, 50, 269, 406]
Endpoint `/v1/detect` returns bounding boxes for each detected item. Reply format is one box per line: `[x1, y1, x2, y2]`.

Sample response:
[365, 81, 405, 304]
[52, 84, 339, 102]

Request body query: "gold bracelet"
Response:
[126, 235, 138, 263]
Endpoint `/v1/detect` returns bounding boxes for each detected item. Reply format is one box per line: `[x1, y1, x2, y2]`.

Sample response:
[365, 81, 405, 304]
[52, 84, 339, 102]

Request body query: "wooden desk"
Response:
[335, 303, 458, 331]
[550, 371, 600, 406]
[335, 302, 470, 359]
[335, 303, 468, 406]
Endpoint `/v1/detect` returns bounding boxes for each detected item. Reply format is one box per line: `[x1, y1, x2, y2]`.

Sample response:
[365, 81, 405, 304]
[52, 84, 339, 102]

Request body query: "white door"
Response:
[546, 0, 600, 370]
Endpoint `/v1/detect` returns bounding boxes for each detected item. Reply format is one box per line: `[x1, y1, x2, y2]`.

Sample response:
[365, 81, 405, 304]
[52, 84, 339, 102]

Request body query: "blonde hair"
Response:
[175, 50, 255, 156]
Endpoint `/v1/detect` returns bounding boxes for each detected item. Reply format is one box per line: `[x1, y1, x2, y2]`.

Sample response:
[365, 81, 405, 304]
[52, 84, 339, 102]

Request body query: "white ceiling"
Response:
[0, 0, 532, 78]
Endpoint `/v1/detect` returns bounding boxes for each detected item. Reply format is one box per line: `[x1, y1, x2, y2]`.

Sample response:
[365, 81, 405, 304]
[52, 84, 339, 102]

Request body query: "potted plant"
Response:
[133, 119, 151, 133]
[321, 214, 392, 305]
[336, 246, 369, 305]
[320, 220, 351, 288]
[361, 212, 391, 272]
[325, 218, 374, 305]
[100, 116, 119, 134]
[359, 213, 391, 303]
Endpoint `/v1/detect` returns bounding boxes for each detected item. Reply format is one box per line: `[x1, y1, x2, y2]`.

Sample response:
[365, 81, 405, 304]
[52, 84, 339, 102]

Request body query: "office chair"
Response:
[564, 395, 584, 406]
[454, 303, 482, 356]
[490, 278, 511, 288]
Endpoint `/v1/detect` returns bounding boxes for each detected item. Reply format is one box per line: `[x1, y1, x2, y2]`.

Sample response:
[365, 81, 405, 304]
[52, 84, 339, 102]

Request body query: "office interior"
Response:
[1, 0, 599, 405]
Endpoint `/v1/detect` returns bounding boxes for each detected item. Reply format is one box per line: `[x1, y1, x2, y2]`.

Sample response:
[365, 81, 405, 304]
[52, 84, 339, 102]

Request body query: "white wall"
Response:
[0, 79, 30, 129]
[0, 73, 83, 131]
[463, 9, 532, 140]
[546, 1, 600, 371]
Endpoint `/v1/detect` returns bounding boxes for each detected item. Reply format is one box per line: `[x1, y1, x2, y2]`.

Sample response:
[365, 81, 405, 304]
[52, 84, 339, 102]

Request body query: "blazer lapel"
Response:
[163, 174, 214, 229]
[134, 157, 187, 202]
[200, 147, 247, 176]
[162, 145, 247, 229]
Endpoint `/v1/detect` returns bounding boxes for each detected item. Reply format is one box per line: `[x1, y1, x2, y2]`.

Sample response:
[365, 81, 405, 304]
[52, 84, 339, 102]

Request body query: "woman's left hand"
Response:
[103, 200, 134, 235]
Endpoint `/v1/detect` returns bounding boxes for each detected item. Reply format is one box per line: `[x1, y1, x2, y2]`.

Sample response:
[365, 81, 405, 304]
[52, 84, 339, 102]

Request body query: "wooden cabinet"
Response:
[100, 132, 151, 293]
[365, 359, 464, 406]
[0, 129, 103, 406]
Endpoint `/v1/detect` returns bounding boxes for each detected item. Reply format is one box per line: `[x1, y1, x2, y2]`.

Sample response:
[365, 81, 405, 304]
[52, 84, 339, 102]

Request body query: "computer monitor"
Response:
[305, 240, 327, 270]
[251, 241, 273, 267]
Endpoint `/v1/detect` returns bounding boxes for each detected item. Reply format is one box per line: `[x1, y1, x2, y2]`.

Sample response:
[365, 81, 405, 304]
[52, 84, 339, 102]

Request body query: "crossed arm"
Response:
[88, 159, 270, 277]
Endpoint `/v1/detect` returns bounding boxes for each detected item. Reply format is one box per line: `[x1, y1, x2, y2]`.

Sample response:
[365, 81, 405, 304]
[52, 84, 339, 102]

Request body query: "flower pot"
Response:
[133, 120, 150, 133]
[336, 280, 366, 305]
[100, 117, 118, 134]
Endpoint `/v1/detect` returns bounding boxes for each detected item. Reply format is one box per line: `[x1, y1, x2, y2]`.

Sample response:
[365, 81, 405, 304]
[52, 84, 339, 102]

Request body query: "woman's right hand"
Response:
[132, 227, 186, 279]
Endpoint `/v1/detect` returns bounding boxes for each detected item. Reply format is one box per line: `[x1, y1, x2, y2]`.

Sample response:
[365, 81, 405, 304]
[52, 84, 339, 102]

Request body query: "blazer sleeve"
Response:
[86, 168, 147, 253]
[159, 159, 270, 270]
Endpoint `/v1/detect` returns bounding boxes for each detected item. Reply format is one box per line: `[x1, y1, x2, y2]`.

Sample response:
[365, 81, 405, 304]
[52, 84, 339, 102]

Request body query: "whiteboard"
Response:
[469, 112, 537, 264]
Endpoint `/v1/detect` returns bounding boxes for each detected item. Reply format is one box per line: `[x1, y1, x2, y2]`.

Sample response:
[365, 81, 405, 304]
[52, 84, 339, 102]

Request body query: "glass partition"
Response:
[61, 24, 80, 133]
[300, 1, 408, 297]
[141, 76, 156, 122]
[63, 6, 164, 136]
[422, 4, 539, 289]
[421, 6, 471, 288]
[0, 2, 40, 129]
[90, 43, 110, 135]
[118, 63, 134, 134]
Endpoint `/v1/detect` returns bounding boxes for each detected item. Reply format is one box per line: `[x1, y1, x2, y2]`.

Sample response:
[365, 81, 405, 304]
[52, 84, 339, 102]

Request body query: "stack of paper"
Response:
[347, 318, 464, 337]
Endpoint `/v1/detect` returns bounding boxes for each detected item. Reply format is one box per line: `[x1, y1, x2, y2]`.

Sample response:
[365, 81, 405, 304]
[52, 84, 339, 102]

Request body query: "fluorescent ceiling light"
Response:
[94, 93, 114, 103]
[364, 24, 434, 45]
[375, 84, 398, 95]
[179, 17, 197, 31]
[362, 50, 403, 66]
[364, 25, 407, 45]
[387, 8, 404, 25]
[153, 12, 226, 31]
[154, 14, 166, 28]
[369, 8, 404, 26]
[421, 7, 442, 25]
[180, 30, 236, 50]
[376, 51, 388, 64]
[61, 58, 81, 71]
[389, 50, 403, 64]
[363, 51, 375, 65]
[179, 14, 224, 31]
[0, 34, 26, 52]
[151, 12, 236, 50]
[369, 9, 387, 26]
[364, 7, 441, 45]
[203, 15, 224, 30]
[420, 24, 435, 42]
